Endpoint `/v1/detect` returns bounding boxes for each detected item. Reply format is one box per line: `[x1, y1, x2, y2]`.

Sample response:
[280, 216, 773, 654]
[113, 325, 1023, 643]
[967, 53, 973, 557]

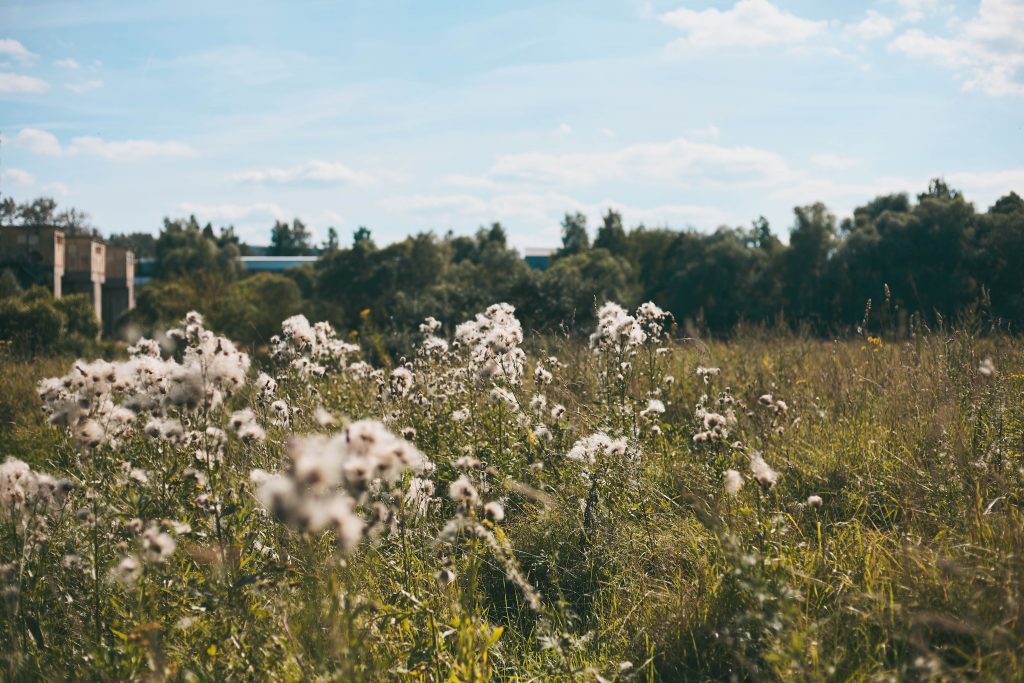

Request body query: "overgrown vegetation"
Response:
[6, 180, 1024, 351]
[1, 297, 1022, 681]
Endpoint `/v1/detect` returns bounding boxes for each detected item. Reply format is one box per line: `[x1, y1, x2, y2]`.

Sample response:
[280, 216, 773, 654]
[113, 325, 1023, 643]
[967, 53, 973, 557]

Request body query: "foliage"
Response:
[0, 285, 99, 355]
[2, 301, 1023, 681]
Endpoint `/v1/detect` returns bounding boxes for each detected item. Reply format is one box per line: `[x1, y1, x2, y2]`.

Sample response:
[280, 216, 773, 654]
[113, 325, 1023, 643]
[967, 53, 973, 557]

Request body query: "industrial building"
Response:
[0, 226, 135, 337]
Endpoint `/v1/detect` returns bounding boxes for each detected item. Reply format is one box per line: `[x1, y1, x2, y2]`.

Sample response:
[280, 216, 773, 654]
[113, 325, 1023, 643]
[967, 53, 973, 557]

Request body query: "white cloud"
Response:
[946, 169, 1024, 204]
[1, 168, 34, 185]
[65, 79, 103, 93]
[687, 124, 721, 140]
[68, 136, 197, 160]
[600, 127, 616, 139]
[596, 200, 729, 228]
[890, 0, 1024, 96]
[893, 0, 942, 23]
[810, 153, 858, 170]
[229, 160, 375, 185]
[0, 72, 49, 93]
[558, 122, 573, 135]
[13, 128, 62, 155]
[176, 202, 289, 223]
[12, 127, 197, 160]
[487, 136, 793, 188]
[383, 190, 730, 238]
[43, 182, 69, 196]
[55, 57, 80, 69]
[0, 39, 35, 61]
[660, 0, 826, 49]
[846, 10, 895, 40]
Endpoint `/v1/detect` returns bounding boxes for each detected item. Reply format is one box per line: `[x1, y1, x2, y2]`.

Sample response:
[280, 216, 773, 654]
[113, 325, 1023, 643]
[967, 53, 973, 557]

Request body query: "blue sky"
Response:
[1, 0, 1022, 249]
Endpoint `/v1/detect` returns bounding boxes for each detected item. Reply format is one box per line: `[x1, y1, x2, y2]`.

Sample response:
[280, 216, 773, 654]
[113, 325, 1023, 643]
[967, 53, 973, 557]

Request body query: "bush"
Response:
[0, 287, 98, 356]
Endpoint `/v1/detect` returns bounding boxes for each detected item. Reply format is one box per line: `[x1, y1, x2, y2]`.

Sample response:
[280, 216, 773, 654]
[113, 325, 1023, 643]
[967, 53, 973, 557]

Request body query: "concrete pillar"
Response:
[102, 248, 136, 337]
[63, 237, 106, 331]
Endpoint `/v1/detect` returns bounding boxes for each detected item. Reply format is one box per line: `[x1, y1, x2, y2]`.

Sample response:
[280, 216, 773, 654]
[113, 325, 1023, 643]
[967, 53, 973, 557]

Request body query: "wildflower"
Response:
[255, 372, 278, 399]
[807, 495, 823, 508]
[533, 424, 553, 442]
[315, 407, 338, 428]
[724, 469, 744, 497]
[589, 302, 646, 353]
[750, 453, 779, 491]
[484, 501, 505, 523]
[455, 455, 481, 470]
[448, 475, 479, 506]
[455, 303, 526, 383]
[419, 316, 442, 335]
[389, 366, 415, 398]
[75, 419, 104, 449]
[550, 404, 566, 420]
[108, 555, 142, 587]
[452, 408, 470, 421]
[405, 477, 436, 519]
[435, 568, 456, 586]
[566, 432, 628, 466]
[142, 524, 177, 562]
[270, 400, 290, 424]
[696, 367, 721, 384]
[489, 386, 517, 409]
[639, 398, 666, 420]
[979, 357, 996, 377]
[0, 459, 37, 512]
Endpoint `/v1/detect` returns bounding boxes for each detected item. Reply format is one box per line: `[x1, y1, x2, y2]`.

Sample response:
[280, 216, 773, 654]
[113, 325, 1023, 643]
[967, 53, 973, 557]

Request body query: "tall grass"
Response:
[0, 307, 1022, 681]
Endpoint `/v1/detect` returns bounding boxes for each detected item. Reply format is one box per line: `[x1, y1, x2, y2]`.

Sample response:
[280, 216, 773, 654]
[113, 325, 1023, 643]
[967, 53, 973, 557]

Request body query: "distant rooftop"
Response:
[523, 247, 557, 271]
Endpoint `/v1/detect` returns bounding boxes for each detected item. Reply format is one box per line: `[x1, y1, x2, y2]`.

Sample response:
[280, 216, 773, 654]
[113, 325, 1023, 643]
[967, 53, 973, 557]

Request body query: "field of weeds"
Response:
[1, 303, 1022, 681]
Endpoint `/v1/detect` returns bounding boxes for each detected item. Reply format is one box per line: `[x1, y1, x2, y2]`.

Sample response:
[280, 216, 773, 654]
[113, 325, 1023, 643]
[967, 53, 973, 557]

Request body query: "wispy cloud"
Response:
[71, 136, 196, 160]
[1, 168, 35, 185]
[0, 72, 49, 93]
[176, 201, 288, 222]
[13, 128, 62, 155]
[660, 0, 826, 50]
[811, 153, 859, 170]
[12, 127, 197, 160]
[65, 79, 103, 93]
[890, 0, 1024, 96]
[384, 190, 730, 237]
[0, 38, 36, 61]
[486, 136, 792, 187]
[229, 160, 375, 185]
[54, 57, 80, 69]
[845, 10, 895, 41]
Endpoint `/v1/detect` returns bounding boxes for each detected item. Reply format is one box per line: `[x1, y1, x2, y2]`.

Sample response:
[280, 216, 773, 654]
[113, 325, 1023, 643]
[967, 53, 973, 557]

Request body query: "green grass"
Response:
[1, 316, 1022, 682]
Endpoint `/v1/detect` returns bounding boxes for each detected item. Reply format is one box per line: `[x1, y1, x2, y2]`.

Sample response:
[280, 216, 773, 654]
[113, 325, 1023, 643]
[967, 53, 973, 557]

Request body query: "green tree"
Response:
[594, 209, 627, 252]
[557, 212, 590, 258]
[270, 219, 312, 256]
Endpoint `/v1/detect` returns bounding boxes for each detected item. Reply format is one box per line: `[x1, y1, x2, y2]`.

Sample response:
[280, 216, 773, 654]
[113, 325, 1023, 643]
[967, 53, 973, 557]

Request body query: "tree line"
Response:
[3, 178, 1024, 352]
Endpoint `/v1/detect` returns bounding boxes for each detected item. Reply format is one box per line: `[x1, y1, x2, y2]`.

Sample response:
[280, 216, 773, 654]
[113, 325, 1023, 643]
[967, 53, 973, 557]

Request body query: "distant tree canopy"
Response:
[0, 196, 96, 235]
[269, 219, 313, 256]
[7, 181, 1024, 351]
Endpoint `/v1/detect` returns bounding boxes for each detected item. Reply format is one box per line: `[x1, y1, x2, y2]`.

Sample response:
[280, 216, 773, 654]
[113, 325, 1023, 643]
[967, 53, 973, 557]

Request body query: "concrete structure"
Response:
[102, 247, 136, 337]
[63, 237, 106, 324]
[0, 226, 66, 295]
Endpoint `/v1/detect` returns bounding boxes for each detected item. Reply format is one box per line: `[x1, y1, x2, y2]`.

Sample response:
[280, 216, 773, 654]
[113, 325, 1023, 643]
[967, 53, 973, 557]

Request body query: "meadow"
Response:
[0, 302, 1022, 682]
